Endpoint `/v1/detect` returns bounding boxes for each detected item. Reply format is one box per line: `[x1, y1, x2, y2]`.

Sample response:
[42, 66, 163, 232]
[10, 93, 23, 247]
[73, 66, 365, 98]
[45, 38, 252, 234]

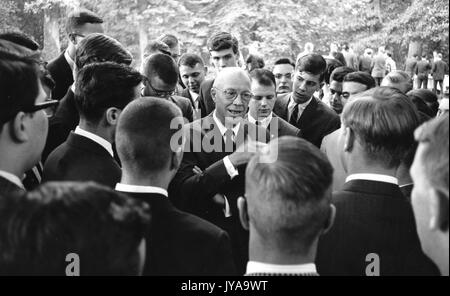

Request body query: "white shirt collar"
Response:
[189, 90, 199, 102]
[74, 126, 114, 157]
[246, 261, 317, 275]
[212, 111, 241, 137]
[346, 173, 398, 185]
[288, 95, 313, 110]
[0, 170, 24, 189]
[247, 112, 273, 129]
[115, 183, 168, 197]
[64, 49, 75, 71]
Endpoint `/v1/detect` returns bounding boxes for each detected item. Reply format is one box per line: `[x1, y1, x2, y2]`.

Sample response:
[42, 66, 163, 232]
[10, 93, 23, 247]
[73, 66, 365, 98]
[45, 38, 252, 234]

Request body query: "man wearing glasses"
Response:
[47, 8, 103, 101]
[272, 58, 295, 95]
[142, 53, 194, 122]
[170, 67, 269, 274]
[0, 42, 57, 195]
[328, 66, 355, 115]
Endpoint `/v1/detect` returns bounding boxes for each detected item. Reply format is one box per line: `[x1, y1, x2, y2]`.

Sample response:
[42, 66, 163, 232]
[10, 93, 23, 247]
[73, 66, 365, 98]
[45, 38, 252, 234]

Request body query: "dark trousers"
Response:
[374, 77, 383, 86]
[433, 80, 444, 94]
[417, 74, 428, 89]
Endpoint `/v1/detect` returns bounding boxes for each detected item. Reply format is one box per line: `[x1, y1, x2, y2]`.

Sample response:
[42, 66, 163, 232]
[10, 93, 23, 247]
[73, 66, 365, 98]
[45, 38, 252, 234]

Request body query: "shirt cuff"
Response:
[223, 156, 239, 179]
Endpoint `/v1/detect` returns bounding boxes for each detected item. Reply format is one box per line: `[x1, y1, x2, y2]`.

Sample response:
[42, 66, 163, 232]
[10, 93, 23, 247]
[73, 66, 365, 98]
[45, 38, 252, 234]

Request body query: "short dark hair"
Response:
[66, 8, 103, 35]
[75, 62, 142, 123]
[0, 32, 39, 51]
[178, 53, 205, 68]
[75, 33, 133, 69]
[0, 182, 150, 275]
[274, 58, 295, 68]
[407, 89, 439, 116]
[207, 32, 239, 54]
[422, 53, 427, 58]
[342, 87, 421, 168]
[0, 47, 40, 126]
[330, 66, 355, 83]
[143, 40, 171, 58]
[246, 54, 265, 70]
[415, 114, 449, 200]
[246, 136, 333, 254]
[157, 34, 179, 49]
[116, 98, 183, 175]
[250, 68, 276, 88]
[343, 71, 376, 90]
[143, 53, 179, 86]
[382, 70, 413, 93]
[323, 57, 343, 84]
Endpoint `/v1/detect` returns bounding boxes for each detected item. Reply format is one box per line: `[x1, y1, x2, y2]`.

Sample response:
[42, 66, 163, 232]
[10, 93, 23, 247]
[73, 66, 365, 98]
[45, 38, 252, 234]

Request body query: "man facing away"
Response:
[115, 97, 236, 276]
[239, 136, 335, 276]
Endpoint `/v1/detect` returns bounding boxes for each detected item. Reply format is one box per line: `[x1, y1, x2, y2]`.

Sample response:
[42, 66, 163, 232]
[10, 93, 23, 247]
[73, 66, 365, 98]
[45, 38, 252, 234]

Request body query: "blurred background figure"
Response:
[342, 42, 358, 70]
[432, 53, 449, 97]
[381, 70, 413, 94]
[272, 58, 295, 95]
[358, 48, 373, 74]
[371, 46, 387, 86]
[246, 54, 265, 73]
[415, 53, 431, 89]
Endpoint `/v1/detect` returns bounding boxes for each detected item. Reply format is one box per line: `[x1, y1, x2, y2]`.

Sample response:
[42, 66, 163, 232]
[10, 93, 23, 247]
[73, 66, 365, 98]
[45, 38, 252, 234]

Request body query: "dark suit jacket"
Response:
[197, 79, 215, 118]
[316, 179, 440, 276]
[169, 114, 269, 273]
[268, 114, 301, 139]
[169, 95, 194, 122]
[43, 89, 78, 161]
[416, 60, 431, 76]
[43, 132, 121, 188]
[121, 191, 236, 276]
[47, 52, 73, 102]
[432, 60, 449, 80]
[273, 93, 340, 147]
[0, 176, 25, 197]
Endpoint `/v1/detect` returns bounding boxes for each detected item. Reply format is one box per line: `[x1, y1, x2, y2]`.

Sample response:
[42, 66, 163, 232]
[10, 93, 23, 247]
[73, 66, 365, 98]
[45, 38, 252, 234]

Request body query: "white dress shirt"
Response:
[247, 112, 273, 130]
[287, 95, 313, 122]
[0, 170, 24, 189]
[115, 183, 168, 197]
[74, 126, 114, 157]
[345, 173, 399, 185]
[190, 90, 200, 109]
[246, 261, 318, 276]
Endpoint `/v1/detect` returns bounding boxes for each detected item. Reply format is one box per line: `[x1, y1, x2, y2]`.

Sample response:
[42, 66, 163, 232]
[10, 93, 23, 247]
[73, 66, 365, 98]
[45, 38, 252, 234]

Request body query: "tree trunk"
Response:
[138, 23, 148, 66]
[408, 40, 422, 58]
[43, 11, 60, 61]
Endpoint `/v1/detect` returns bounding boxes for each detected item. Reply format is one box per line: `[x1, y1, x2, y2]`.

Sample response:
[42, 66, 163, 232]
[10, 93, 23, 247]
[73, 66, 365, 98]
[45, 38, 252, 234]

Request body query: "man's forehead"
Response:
[296, 70, 321, 82]
[251, 81, 275, 93]
[273, 64, 294, 73]
[210, 48, 234, 57]
[77, 22, 104, 34]
[179, 64, 204, 74]
[343, 81, 367, 93]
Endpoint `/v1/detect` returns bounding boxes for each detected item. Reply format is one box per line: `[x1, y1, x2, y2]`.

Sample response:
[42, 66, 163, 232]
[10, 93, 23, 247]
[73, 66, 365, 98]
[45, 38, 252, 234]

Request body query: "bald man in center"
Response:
[169, 67, 270, 273]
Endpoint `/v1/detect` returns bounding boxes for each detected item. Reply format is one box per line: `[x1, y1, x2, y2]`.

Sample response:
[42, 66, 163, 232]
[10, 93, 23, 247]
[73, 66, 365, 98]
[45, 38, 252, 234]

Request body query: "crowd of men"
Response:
[0, 8, 448, 276]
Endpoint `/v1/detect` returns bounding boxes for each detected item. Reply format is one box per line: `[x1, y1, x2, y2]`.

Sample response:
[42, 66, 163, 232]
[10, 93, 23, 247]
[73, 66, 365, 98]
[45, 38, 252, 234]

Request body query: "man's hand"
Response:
[228, 140, 268, 167]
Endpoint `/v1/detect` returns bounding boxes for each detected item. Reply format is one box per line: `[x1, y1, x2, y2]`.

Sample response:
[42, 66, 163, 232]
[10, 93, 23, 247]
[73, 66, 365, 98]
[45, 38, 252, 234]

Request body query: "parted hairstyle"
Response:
[330, 66, 355, 83]
[143, 40, 171, 58]
[74, 62, 142, 123]
[143, 53, 179, 86]
[245, 136, 333, 254]
[382, 70, 413, 94]
[342, 86, 421, 168]
[0, 182, 150, 275]
[66, 8, 103, 36]
[407, 89, 439, 116]
[250, 68, 276, 88]
[274, 58, 295, 68]
[179, 53, 205, 68]
[207, 32, 239, 54]
[75, 33, 133, 70]
[115, 97, 184, 175]
[343, 71, 376, 90]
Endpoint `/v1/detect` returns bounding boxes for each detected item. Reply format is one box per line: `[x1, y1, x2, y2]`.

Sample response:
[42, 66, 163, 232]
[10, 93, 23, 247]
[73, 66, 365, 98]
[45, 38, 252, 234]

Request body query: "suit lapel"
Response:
[297, 97, 318, 129]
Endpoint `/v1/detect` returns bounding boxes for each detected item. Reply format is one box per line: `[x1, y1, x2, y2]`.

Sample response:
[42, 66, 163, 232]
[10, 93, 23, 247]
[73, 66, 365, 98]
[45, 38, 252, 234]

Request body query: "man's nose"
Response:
[261, 98, 268, 107]
[280, 75, 288, 82]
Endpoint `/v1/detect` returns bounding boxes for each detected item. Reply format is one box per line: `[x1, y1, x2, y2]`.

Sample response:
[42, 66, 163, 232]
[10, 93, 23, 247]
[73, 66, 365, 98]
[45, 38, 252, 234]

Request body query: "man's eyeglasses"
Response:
[143, 77, 175, 98]
[24, 100, 59, 117]
[274, 73, 292, 80]
[214, 88, 253, 102]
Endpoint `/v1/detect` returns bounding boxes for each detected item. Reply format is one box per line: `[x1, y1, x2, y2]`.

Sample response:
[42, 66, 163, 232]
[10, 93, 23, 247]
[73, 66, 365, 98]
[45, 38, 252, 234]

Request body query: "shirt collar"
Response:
[189, 90, 199, 102]
[0, 170, 24, 189]
[64, 49, 75, 71]
[115, 183, 168, 197]
[212, 111, 241, 137]
[246, 261, 317, 275]
[247, 112, 273, 129]
[74, 126, 114, 157]
[346, 173, 399, 185]
[288, 95, 313, 111]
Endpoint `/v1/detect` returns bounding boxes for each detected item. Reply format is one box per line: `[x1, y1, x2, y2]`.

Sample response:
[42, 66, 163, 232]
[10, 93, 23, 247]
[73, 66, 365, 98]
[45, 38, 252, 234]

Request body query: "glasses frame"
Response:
[143, 77, 175, 98]
[213, 87, 254, 102]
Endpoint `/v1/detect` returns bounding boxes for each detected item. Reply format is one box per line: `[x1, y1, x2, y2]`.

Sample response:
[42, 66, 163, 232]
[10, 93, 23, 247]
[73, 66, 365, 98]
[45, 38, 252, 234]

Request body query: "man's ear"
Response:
[204, 66, 208, 75]
[237, 196, 250, 231]
[323, 204, 336, 235]
[105, 108, 121, 126]
[170, 148, 183, 172]
[210, 88, 217, 103]
[10, 112, 29, 143]
[319, 81, 325, 89]
[343, 126, 354, 153]
[428, 188, 449, 232]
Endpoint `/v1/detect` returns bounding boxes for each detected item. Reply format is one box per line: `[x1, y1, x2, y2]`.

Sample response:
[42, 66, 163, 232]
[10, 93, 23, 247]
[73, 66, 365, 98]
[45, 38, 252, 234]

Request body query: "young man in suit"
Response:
[179, 53, 207, 118]
[410, 114, 449, 276]
[0, 182, 149, 276]
[321, 71, 376, 192]
[328, 66, 355, 115]
[170, 67, 268, 273]
[431, 53, 449, 96]
[115, 97, 236, 276]
[316, 87, 440, 276]
[239, 136, 335, 276]
[247, 68, 301, 139]
[43, 33, 133, 161]
[47, 8, 103, 102]
[0, 42, 55, 194]
[142, 53, 194, 122]
[43, 62, 142, 187]
[198, 32, 241, 117]
[272, 58, 295, 95]
[273, 53, 340, 148]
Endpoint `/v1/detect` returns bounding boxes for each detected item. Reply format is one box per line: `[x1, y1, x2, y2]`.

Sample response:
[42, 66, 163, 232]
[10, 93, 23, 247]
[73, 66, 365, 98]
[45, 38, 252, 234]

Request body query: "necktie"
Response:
[224, 129, 235, 152]
[255, 120, 261, 126]
[289, 104, 299, 126]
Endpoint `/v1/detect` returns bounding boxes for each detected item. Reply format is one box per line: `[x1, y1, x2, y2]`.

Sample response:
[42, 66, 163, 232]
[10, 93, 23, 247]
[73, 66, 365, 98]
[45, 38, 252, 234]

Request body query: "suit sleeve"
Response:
[208, 231, 237, 275]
